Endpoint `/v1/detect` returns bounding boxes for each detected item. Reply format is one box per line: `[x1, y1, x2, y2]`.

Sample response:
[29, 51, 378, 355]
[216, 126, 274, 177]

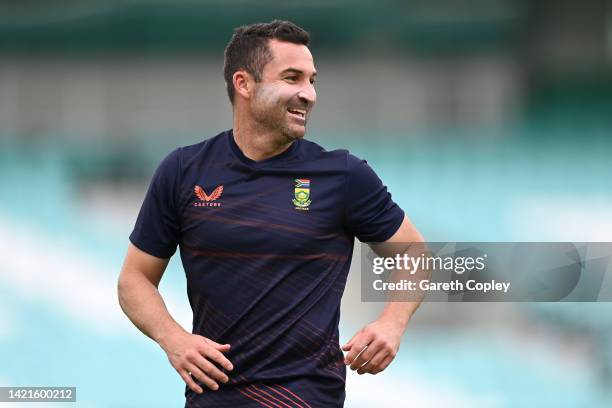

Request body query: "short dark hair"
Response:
[223, 20, 310, 104]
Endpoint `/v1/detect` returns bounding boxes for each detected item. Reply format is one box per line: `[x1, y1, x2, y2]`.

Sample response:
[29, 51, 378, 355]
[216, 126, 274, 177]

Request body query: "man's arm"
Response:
[118, 243, 233, 394]
[342, 215, 425, 375]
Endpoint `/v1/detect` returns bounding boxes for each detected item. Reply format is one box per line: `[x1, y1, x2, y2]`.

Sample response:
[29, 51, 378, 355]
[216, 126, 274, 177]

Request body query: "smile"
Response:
[287, 107, 306, 120]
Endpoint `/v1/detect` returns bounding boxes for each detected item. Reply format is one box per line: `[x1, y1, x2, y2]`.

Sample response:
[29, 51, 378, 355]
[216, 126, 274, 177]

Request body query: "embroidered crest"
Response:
[292, 179, 311, 210]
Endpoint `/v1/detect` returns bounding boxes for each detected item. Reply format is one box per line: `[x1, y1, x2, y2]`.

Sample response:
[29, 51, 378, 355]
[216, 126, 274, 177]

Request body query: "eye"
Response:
[310, 78, 316, 85]
[285, 76, 298, 82]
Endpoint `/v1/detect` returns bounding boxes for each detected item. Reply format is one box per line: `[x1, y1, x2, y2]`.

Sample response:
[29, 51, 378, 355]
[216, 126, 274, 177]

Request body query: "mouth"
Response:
[287, 107, 307, 123]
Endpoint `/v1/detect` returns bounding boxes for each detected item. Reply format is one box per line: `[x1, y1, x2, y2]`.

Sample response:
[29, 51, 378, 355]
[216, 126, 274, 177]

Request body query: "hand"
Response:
[159, 330, 234, 394]
[341, 318, 404, 375]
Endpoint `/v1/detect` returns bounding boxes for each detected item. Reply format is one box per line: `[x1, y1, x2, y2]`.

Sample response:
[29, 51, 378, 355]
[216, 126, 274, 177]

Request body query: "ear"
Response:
[233, 70, 254, 101]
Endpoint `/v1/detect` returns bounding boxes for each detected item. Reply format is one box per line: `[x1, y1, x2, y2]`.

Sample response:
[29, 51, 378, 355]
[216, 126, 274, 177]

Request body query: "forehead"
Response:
[264, 39, 316, 75]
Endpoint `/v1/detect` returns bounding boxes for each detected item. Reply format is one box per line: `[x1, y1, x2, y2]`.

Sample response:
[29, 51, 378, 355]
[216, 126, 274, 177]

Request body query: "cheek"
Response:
[255, 85, 285, 107]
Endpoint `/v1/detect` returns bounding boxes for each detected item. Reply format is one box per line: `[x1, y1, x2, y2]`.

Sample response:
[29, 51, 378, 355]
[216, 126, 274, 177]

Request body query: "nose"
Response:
[297, 83, 316, 106]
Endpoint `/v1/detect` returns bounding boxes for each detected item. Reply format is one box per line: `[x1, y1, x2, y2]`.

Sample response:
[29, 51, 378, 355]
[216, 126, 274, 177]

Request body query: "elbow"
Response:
[117, 271, 131, 309]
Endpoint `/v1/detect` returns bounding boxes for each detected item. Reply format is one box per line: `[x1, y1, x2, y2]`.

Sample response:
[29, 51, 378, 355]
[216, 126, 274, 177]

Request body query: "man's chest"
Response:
[177, 170, 347, 253]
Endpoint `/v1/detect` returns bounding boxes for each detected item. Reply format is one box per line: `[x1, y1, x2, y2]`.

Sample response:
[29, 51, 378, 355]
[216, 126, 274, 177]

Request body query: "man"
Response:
[118, 20, 424, 407]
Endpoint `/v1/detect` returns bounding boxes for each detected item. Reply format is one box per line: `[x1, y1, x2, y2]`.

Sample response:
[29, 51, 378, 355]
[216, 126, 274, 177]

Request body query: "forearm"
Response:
[117, 271, 186, 347]
[378, 243, 429, 331]
[379, 300, 420, 330]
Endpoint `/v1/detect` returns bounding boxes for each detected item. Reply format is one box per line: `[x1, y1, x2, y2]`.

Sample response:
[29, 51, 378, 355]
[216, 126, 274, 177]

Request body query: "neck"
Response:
[232, 117, 294, 162]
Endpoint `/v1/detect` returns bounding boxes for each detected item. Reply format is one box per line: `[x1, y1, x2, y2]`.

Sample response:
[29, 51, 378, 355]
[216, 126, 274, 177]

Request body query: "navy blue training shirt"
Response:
[129, 129, 404, 408]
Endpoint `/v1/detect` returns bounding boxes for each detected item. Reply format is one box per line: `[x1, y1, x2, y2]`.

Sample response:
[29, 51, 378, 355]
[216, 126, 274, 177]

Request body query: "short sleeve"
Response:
[129, 148, 181, 258]
[343, 154, 404, 243]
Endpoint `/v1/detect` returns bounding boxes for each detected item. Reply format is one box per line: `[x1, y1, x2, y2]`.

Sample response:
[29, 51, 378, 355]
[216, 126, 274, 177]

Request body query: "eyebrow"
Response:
[280, 68, 317, 78]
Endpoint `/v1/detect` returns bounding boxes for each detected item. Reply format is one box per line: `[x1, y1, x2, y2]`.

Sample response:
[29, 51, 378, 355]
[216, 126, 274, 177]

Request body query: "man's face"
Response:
[249, 39, 317, 141]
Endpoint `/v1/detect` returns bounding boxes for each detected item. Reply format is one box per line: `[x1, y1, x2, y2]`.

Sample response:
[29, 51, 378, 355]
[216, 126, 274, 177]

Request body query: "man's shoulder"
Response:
[177, 130, 227, 157]
[155, 130, 228, 172]
[299, 139, 369, 175]
[299, 138, 362, 171]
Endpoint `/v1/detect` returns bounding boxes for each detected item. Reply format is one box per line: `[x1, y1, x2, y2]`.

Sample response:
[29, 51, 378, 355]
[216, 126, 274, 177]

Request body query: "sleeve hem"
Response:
[129, 234, 176, 259]
[358, 207, 405, 243]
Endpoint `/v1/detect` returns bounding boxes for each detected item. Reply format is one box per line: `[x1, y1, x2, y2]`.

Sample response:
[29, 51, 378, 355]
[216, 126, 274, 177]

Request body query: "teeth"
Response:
[288, 108, 306, 117]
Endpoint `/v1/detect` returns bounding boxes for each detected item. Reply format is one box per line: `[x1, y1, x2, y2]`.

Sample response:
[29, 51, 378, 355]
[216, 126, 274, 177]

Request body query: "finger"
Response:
[380, 354, 394, 370]
[350, 341, 383, 371]
[179, 369, 203, 394]
[372, 354, 394, 374]
[357, 349, 389, 375]
[343, 334, 363, 363]
[202, 346, 234, 371]
[344, 333, 374, 365]
[192, 354, 230, 383]
[346, 343, 368, 368]
[186, 363, 219, 391]
[341, 335, 356, 351]
[205, 338, 232, 351]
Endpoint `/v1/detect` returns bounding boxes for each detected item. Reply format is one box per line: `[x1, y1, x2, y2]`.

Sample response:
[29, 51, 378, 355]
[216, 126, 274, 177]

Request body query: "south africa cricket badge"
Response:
[292, 178, 311, 210]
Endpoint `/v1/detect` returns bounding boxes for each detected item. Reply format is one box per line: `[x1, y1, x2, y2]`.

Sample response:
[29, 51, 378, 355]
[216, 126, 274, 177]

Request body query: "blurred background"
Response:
[1, 0, 612, 407]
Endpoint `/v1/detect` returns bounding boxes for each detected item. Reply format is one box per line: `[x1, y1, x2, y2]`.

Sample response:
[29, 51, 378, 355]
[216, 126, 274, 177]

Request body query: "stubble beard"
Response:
[252, 85, 306, 143]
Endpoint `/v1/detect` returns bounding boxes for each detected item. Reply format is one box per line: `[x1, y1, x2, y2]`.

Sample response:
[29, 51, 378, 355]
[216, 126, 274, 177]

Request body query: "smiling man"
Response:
[118, 20, 425, 407]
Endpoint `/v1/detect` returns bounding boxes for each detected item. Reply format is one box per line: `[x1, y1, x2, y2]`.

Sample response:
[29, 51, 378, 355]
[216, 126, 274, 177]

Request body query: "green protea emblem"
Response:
[292, 178, 311, 209]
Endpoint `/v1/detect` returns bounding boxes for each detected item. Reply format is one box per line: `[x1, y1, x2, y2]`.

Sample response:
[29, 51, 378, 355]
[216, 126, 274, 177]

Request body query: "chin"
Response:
[291, 130, 306, 139]
[282, 125, 306, 140]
